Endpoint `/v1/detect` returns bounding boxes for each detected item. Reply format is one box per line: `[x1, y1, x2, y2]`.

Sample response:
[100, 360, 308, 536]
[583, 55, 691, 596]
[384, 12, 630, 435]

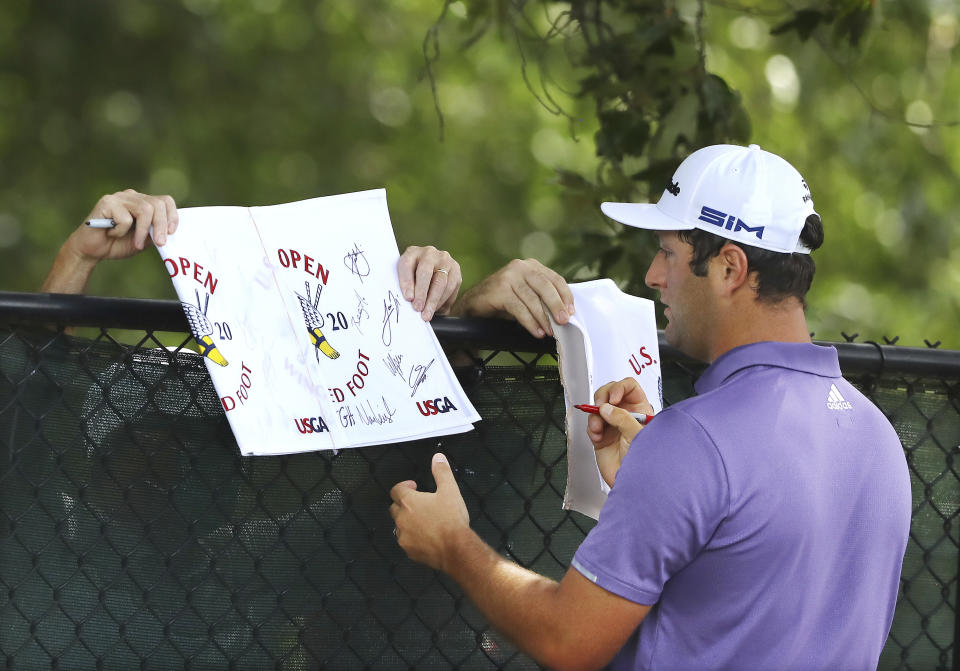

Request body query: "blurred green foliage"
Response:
[2, 0, 958, 346]
[708, 0, 960, 348]
[1, 0, 594, 299]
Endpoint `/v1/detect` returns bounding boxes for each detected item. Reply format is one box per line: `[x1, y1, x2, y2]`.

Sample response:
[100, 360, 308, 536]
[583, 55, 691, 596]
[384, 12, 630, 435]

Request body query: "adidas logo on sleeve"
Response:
[827, 383, 853, 411]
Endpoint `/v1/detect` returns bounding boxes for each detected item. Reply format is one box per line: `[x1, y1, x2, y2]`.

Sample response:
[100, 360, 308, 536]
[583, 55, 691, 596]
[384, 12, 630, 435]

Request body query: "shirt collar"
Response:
[694, 341, 841, 395]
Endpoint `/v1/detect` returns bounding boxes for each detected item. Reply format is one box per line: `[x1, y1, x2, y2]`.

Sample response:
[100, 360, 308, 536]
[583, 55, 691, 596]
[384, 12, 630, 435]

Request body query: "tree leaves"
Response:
[771, 2, 875, 46]
[436, 0, 885, 310]
[770, 9, 827, 42]
[595, 110, 650, 161]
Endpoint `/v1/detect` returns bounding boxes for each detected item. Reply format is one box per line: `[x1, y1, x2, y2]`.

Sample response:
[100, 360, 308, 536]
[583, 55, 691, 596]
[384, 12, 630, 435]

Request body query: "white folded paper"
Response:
[157, 189, 480, 456]
[552, 279, 663, 519]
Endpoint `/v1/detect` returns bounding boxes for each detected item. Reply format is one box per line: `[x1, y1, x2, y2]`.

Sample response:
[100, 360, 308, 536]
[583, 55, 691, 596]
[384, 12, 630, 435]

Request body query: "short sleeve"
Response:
[572, 408, 729, 605]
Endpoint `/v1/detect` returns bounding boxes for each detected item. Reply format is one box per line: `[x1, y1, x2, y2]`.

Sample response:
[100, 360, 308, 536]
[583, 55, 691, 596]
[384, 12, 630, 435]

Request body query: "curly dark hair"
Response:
[677, 214, 824, 308]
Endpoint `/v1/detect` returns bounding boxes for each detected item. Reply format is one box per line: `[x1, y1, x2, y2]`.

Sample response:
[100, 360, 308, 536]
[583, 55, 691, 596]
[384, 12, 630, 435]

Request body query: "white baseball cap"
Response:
[600, 144, 819, 254]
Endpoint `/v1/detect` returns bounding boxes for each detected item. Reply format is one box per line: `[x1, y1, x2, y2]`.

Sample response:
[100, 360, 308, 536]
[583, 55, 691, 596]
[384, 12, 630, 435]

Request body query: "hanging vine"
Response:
[426, 0, 878, 294]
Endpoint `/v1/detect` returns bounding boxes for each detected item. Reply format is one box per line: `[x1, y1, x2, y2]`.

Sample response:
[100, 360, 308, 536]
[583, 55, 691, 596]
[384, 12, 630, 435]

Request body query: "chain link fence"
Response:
[1, 292, 959, 670]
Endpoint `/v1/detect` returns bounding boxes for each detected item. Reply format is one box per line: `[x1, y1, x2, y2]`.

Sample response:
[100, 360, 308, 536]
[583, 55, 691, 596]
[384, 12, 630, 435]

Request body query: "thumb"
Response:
[396, 252, 415, 301]
[599, 403, 642, 440]
[431, 452, 457, 492]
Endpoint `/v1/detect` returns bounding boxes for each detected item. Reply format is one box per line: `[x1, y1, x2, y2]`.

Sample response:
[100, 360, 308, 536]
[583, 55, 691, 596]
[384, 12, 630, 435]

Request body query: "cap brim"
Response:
[600, 202, 696, 231]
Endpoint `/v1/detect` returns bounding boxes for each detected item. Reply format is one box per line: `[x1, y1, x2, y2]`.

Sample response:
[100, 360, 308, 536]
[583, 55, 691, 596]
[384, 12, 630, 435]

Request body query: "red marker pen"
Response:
[574, 404, 654, 425]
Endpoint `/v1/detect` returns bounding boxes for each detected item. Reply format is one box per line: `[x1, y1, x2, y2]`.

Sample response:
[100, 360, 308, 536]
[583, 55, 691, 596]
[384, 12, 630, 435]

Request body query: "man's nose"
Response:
[645, 257, 663, 290]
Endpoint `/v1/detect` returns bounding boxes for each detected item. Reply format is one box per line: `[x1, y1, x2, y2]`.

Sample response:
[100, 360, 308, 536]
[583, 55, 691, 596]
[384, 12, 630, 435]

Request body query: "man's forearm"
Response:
[443, 528, 598, 671]
[391, 454, 645, 669]
[41, 243, 97, 294]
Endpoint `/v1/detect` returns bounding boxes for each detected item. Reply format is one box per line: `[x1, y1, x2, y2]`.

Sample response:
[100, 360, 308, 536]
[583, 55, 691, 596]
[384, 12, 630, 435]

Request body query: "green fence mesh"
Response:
[1, 316, 958, 670]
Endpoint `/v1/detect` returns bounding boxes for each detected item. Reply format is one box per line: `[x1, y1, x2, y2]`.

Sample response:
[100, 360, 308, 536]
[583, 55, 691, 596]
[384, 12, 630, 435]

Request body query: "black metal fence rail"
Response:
[1, 291, 959, 670]
[3, 291, 958, 377]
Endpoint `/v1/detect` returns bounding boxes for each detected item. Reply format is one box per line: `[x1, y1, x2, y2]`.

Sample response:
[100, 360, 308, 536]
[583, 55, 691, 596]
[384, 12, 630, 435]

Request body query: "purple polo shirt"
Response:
[572, 342, 911, 671]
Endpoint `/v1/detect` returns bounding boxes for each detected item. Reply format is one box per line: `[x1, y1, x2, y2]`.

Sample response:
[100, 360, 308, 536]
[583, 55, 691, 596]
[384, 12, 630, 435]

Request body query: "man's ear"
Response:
[715, 243, 750, 296]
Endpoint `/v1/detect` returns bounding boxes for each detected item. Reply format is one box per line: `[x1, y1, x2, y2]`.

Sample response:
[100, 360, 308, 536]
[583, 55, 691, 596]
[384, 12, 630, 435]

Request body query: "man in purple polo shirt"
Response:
[390, 144, 911, 670]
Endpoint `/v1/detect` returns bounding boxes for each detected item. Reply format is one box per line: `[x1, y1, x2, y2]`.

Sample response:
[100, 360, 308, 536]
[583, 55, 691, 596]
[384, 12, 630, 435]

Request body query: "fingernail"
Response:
[434, 453, 447, 464]
[422, 310, 433, 321]
[414, 301, 423, 311]
[556, 310, 567, 323]
[404, 290, 412, 301]
[567, 303, 575, 315]
[535, 328, 545, 338]
[599, 403, 614, 419]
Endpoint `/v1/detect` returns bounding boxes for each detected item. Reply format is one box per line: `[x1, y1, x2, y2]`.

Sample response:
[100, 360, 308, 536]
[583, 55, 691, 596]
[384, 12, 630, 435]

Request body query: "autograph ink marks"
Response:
[357, 396, 396, 425]
[181, 289, 230, 367]
[381, 290, 401, 346]
[351, 290, 370, 334]
[383, 352, 404, 377]
[384, 353, 434, 398]
[337, 405, 355, 427]
[344, 242, 370, 282]
[408, 358, 434, 398]
[295, 282, 341, 360]
[332, 396, 396, 429]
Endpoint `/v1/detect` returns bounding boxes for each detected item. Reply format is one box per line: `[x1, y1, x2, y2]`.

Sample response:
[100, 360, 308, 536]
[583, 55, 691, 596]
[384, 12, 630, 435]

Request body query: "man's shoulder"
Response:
[694, 367, 896, 442]
[671, 363, 892, 436]
[638, 398, 721, 451]
[833, 376, 901, 434]
[665, 369, 763, 421]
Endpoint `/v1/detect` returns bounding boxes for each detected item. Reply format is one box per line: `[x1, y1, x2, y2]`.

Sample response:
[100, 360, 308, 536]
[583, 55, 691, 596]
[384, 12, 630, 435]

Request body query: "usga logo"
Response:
[416, 397, 459, 416]
[295, 416, 330, 434]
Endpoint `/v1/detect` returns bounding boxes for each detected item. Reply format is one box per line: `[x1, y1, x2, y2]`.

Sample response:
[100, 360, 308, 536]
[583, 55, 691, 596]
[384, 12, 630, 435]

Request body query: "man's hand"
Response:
[390, 452, 652, 670]
[450, 258, 574, 338]
[587, 378, 654, 486]
[389, 453, 469, 572]
[71, 189, 178, 261]
[397, 246, 462, 321]
[42, 190, 179, 294]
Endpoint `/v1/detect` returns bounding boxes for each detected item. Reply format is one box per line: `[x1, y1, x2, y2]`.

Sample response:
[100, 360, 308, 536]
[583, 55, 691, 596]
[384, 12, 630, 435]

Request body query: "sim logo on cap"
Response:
[698, 206, 765, 241]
